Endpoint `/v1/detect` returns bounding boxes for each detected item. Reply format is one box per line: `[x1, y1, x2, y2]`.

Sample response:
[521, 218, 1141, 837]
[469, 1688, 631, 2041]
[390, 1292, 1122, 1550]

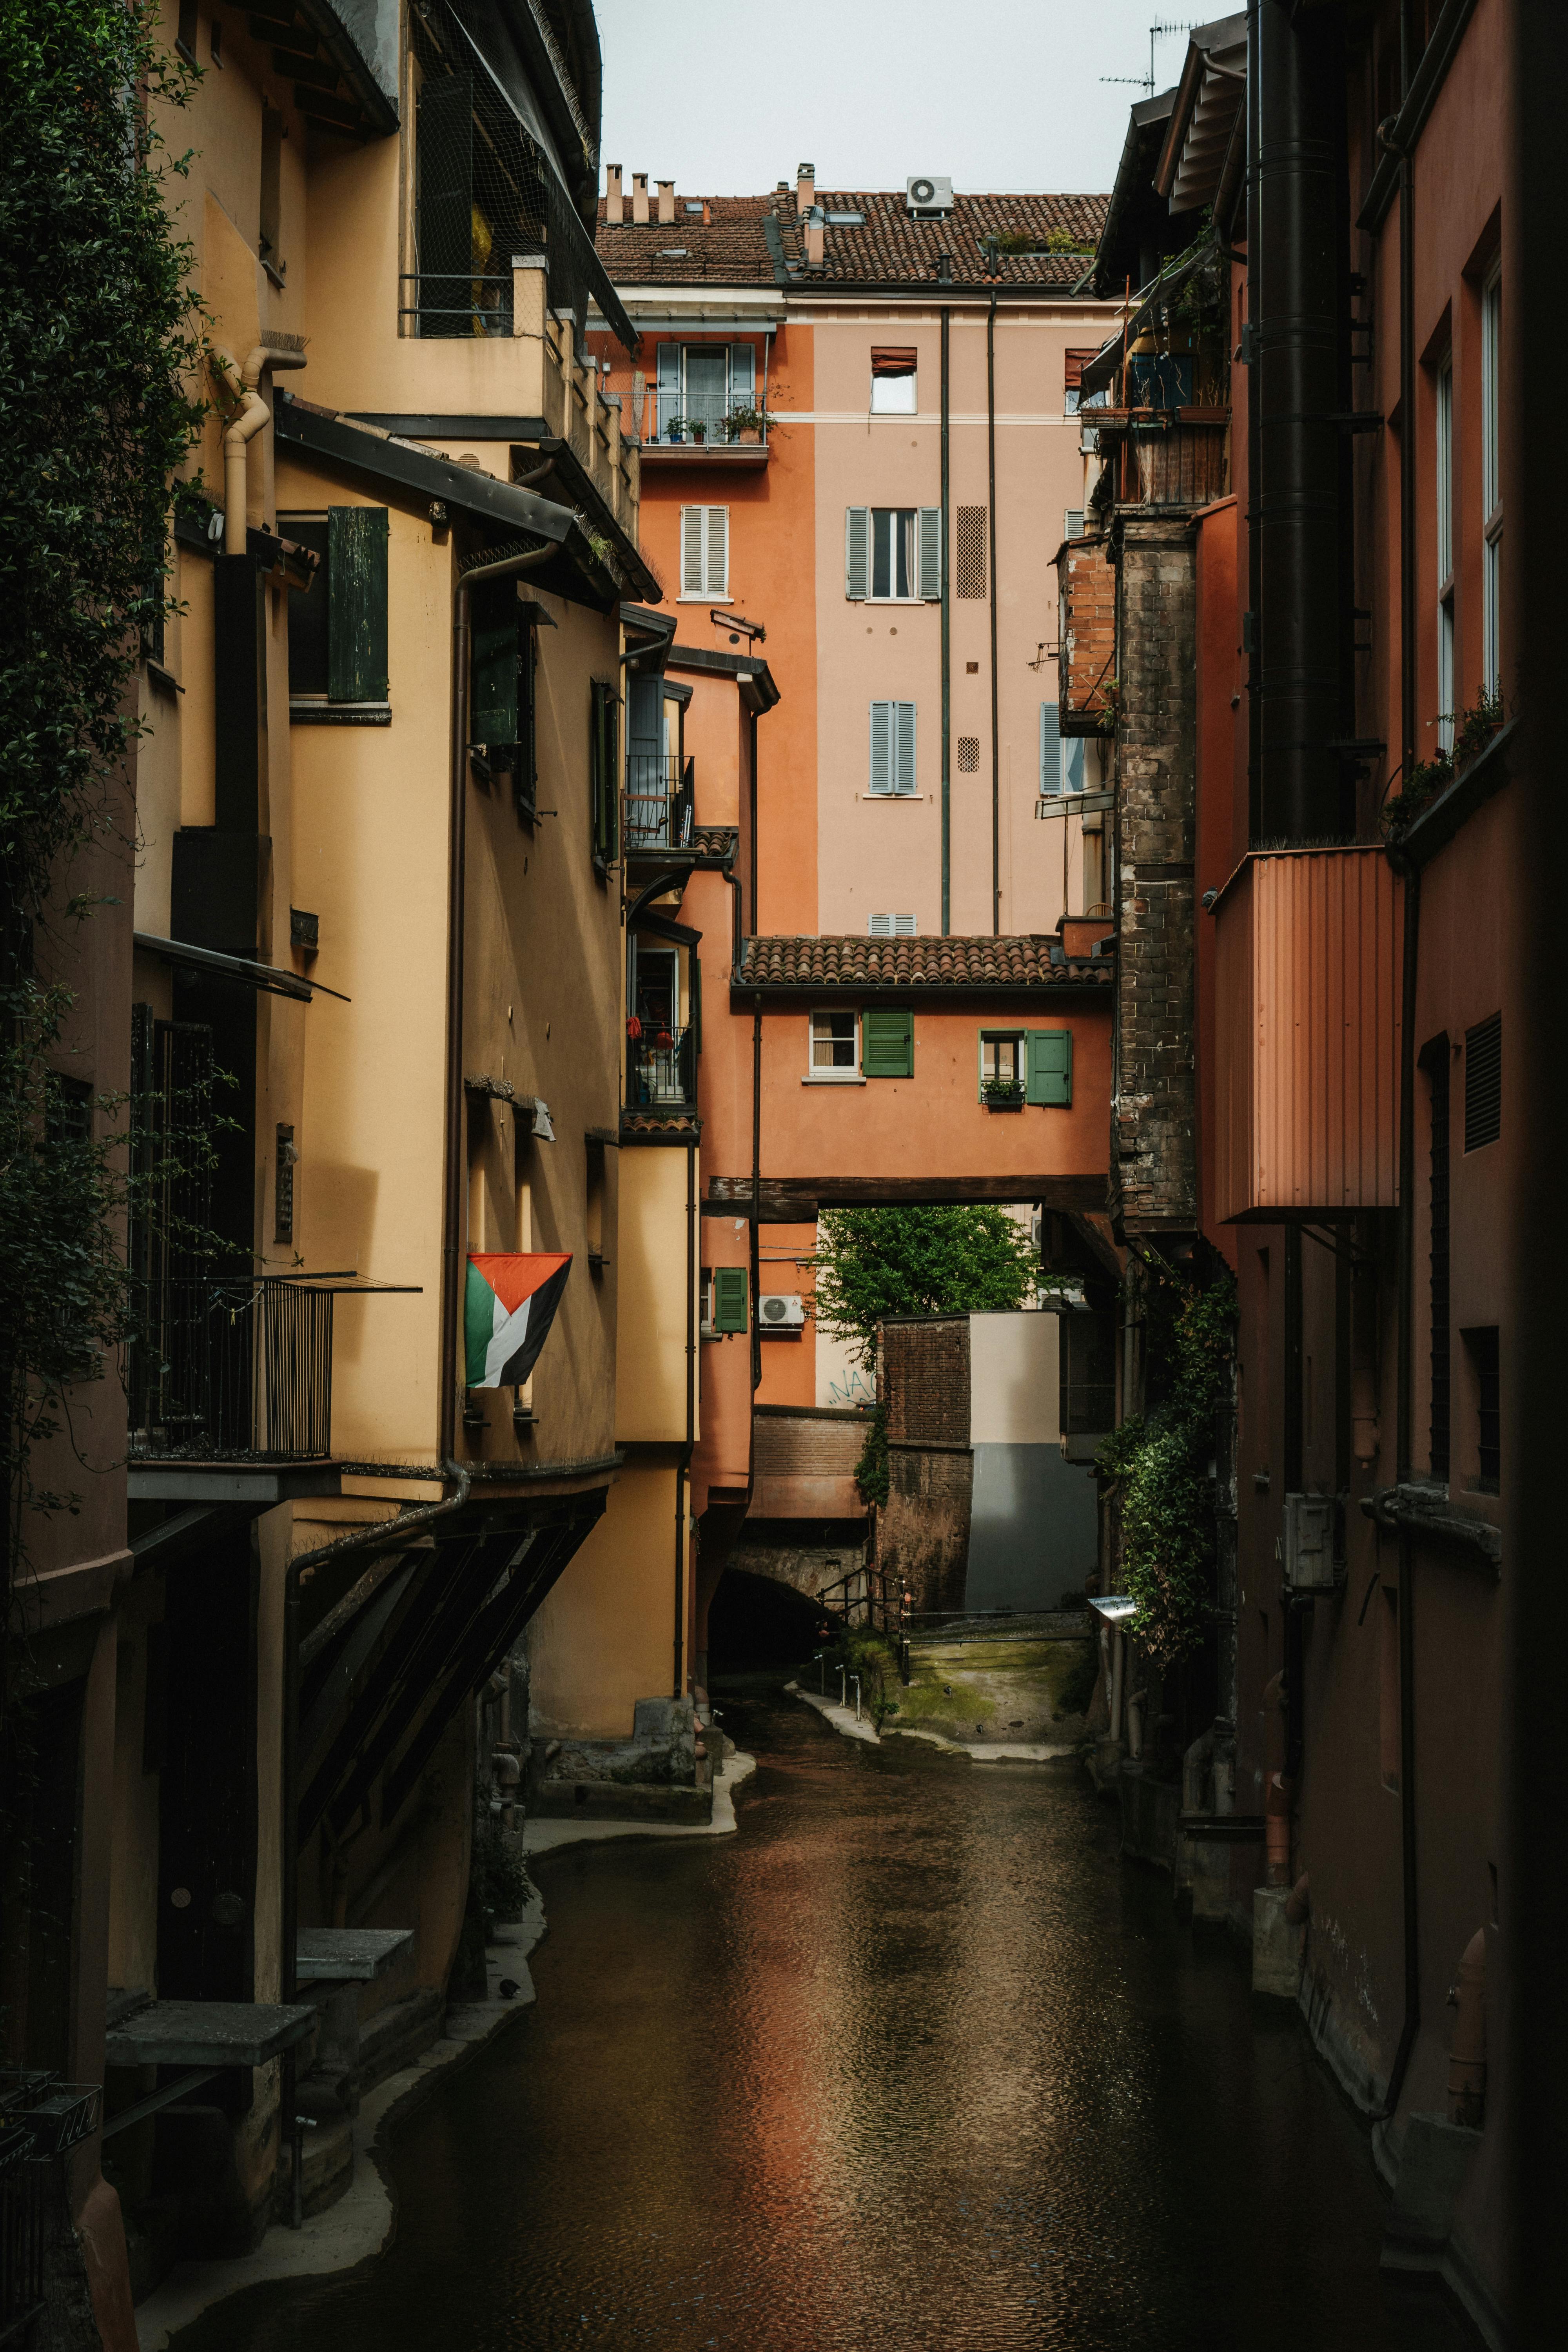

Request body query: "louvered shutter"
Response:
[862, 1008, 914, 1078]
[681, 507, 704, 595]
[894, 701, 916, 795]
[327, 506, 388, 702]
[1065, 508, 1085, 541]
[705, 506, 728, 595]
[1039, 700, 1061, 795]
[868, 912, 893, 936]
[1026, 1027, 1073, 1106]
[713, 1265, 748, 1332]
[729, 343, 755, 408]
[471, 579, 519, 746]
[846, 507, 870, 600]
[869, 700, 893, 795]
[918, 506, 942, 600]
[657, 342, 681, 437]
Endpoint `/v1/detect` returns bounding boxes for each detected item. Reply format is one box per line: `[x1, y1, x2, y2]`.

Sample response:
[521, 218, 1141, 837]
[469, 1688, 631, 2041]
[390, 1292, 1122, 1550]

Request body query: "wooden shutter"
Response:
[729, 343, 755, 406]
[1039, 699, 1061, 795]
[918, 506, 942, 600]
[862, 1007, 913, 1078]
[868, 700, 893, 795]
[894, 701, 916, 795]
[713, 1265, 748, 1332]
[327, 506, 388, 702]
[1026, 1027, 1073, 1106]
[471, 579, 519, 746]
[705, 506, 728, 595]
[846, 506, 870, 599]
[657, 341, 681, 436]
[681, 506, 704, 595]
[590, 680, 618, 865]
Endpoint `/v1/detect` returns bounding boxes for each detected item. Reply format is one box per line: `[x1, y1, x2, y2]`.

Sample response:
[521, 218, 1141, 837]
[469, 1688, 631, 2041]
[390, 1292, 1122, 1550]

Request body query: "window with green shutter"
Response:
[862, 1007, 913, 1077]
[1025, 1027, 1073, 1106]
[712, 1265, 748, 1332]
[327, 506, 388, 702]
[472, 582, 537, 813]
[590, 679, 618, 872]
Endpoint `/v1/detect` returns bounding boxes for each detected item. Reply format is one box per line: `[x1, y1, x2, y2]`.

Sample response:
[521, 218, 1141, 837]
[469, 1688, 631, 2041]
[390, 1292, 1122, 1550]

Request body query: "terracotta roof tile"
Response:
[736, 936, 1111, 989]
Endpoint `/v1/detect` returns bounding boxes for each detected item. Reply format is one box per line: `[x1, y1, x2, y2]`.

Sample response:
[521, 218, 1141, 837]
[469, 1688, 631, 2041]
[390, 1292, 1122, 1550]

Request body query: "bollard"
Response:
[291, 2112, 316, 2228]
[852, 1675, 861, 1721]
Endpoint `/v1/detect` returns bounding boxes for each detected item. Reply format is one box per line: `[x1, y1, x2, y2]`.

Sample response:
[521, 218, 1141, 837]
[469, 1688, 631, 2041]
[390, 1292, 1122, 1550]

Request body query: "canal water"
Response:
[177, 1682, 1471, 2350]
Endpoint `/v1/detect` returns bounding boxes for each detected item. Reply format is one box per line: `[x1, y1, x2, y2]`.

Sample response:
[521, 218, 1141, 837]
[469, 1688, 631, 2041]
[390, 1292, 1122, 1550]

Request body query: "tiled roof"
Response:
[597, 190, 1109, 294]
[691, 825, 739, 858]
[737, 936, 1111, 989]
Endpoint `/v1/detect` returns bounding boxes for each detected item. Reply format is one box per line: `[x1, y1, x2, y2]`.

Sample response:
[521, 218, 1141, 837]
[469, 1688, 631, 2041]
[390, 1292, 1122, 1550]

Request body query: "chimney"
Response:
[657, 178, 675, 225]
[804, 203, 824, 269]
[797, 160, 815, 215]
[632, 172, 649, 224]
[604, 164, 622, 223]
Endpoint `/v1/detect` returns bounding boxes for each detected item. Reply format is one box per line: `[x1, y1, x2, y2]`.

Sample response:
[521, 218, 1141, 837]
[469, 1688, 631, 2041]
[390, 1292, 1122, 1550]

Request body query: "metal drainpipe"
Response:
[1245, 0, 1262, 841]
[675, 1136, 695, 1699]
[987, 285, 1000, 934]
[442, 542, 553, 1462]
[751, 995, 762, 1394]
[748, 708, 759, 930]
[940, 304, 951, 935]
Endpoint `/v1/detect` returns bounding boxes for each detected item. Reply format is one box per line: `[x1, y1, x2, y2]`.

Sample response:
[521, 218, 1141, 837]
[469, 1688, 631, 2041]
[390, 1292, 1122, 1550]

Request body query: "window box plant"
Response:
[666, 417, 685, 443]
[727, 406, 766, 446]
[982, 1078, 1025, 1111]
[690, 419, 706, 445]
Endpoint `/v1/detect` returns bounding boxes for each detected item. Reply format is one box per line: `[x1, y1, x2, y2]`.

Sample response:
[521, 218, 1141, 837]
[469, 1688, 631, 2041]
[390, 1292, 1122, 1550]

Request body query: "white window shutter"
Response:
[895, 911, 916, 936]
[706, 506, 728, 595]
[869, 701, 892, 795]
[846, 507, 870, 600]
[868, 911, 893, 936]
[729, 343, 755, 406]
[918, 507, 942, 600]
[895, 701, 916, 794]
[657, 342, 681, 437]
[1039, 700, 1061, 795]
[682, 507, 704, 595]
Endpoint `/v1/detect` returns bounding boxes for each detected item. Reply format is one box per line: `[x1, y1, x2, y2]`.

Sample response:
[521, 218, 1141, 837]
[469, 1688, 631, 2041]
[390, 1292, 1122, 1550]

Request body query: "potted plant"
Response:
[690, 418, 706, 445]
[727, 405, 766, 446]
[982, 1077, 1025, 1111]
[666, 416, 685, 443]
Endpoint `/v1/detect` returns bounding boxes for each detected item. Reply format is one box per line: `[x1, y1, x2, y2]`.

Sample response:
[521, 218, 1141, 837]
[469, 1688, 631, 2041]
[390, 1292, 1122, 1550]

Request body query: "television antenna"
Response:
[1100, 18, 1198, 98]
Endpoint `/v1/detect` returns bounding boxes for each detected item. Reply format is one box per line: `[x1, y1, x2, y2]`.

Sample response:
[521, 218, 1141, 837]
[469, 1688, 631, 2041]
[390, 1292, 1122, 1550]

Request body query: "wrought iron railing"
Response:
[816, 1568, 912, 1683]
[623, 753, 694, 851]
[129, 1277, 334, 1463]
[626, 1024, 696, 1110]
[642, 395, 769, 449]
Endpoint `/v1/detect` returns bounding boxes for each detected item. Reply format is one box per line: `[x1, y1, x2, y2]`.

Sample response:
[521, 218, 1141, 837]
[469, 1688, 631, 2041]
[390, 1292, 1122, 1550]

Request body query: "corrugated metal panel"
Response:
[1213, 847, 1403, 1220]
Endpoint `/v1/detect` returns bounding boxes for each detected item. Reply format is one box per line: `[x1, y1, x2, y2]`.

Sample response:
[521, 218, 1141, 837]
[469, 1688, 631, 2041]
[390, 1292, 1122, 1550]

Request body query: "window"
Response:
[1435, 354, 1455, 751]
[1462, 1327, 1500, 1492]
[867, 913, 916, 936]
[590, 679, 618, 871]
[680, 506, 728, 597]
[845, 507, 941, 601]
[870, 348, 917, 413]
[955, 505, 987, 599]
[1482, 266, 1502, 691]
[472, 578, 537, 814]
[45, 1075, 93, 1151]
[586, 1137, 607, 1267]
[176, 0, 197, 59]
[1061, 1308, 1117, 1437]
[260, 107, 285, 281]
[1464, 1011, 1501, 1150]
[979, 1033, 1024, 1097]
[282, 508, 389, 707]
[957, 737, 980, 773]
[1379, 1586, 1401, 1791]
[868, 700, 917, 795]
[809, 1011, 858, 1076]
[1063, 349, 1101, 416]
[1064, 508, 1085, 542]
[1421, 1039, 1451, 1480]
[862, 1008, 913, 1078]
[1039, 702, 1084, 795]
[656, 341, 757, 440]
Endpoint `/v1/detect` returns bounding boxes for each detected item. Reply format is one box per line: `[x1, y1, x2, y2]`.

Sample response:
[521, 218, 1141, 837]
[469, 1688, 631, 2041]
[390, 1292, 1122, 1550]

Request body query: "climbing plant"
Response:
[1095, 1255, 1237, 1670]
[1, 2, 204, 1751]
[809, 1205, 1040, 1368]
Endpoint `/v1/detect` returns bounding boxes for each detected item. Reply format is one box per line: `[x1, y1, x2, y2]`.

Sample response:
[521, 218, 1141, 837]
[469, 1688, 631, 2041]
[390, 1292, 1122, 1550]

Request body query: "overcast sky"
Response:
[594, 0, 1194, 200]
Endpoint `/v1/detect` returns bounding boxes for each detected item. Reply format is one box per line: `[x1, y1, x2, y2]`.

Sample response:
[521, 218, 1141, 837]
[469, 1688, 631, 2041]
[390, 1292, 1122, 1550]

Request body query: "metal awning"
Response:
[1088, 1595, 1138, 1628]
[134, 932, 349, 1004]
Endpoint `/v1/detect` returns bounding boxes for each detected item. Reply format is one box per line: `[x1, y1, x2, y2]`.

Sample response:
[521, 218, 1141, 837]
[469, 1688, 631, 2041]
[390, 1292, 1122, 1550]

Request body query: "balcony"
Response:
[626, 1024, 696, 1113]
[1211, 846, 1404, 1221]
[637, 392, 770, 463]
[1095, 407, 1230, 509]
[129, 1276, 335, 1462]
[624, 754, 695, 853]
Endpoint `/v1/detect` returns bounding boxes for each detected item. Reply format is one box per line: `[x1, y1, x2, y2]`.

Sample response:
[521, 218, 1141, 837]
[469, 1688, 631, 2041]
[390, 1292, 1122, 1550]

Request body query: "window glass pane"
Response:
[811, 1013, 857, 1070]
[871, 510, 891, 599]
[895, 510, 913, 599]
[870, 370, 916, 414]
[981, 1035, 1022, 1085]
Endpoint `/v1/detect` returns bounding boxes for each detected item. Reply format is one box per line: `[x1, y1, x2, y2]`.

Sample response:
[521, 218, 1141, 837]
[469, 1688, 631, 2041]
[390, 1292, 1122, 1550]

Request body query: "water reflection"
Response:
[173, 1684, 1471, 2350]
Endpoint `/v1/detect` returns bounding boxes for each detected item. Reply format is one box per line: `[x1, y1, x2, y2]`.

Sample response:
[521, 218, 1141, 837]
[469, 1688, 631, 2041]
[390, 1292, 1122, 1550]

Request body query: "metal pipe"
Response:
[211, 347, 271, 553]
[987, 285, 1000, 934]
[751, 994, 762, 1394]
[673, 1134, 696, 1699]
[940, 304, 951, 934]
[1245, 0, 1262, 842]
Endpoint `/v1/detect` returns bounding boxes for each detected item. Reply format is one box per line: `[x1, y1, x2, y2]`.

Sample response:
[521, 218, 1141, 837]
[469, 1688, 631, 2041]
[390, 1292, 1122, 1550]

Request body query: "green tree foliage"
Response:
[809, 1205, 1040, 1369]
[1096, 1257, 1236, 1669]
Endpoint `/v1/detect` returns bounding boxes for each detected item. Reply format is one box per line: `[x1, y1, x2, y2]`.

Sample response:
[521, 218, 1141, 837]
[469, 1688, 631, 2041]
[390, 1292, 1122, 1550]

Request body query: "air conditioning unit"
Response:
[906, 175, 954, 214]
[1281, 1492, 1338, 1591]
[759, 1292, 806, 1330]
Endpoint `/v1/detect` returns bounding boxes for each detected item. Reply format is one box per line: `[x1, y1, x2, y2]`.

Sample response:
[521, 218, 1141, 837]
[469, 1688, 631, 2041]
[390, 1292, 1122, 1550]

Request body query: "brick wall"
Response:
[1112, 515, 1198, 1234]
[748, 1406, 867, 1519]
[880, 1316, 970, 1444]
[877, 1317, 972, 1612]
[1058, 533, 1118, 736]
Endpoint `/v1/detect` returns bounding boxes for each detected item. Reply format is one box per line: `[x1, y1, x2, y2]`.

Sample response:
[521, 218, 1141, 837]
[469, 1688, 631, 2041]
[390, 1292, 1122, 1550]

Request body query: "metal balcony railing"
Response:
[641, 394, 768, 450]
[623, 753, 695, 851]
[129, 1276, 335, 1463]
[399, 271, 515, 338]
[626, 1025, 696, 1110]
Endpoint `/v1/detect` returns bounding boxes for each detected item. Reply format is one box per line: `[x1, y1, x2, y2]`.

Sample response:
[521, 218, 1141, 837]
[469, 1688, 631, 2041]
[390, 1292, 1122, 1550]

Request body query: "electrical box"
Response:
[1282, 1492, 1338, 1590]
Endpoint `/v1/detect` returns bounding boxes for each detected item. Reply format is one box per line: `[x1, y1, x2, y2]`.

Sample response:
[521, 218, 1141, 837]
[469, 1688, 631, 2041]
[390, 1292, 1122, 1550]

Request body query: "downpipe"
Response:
[211, 347, 270, 552]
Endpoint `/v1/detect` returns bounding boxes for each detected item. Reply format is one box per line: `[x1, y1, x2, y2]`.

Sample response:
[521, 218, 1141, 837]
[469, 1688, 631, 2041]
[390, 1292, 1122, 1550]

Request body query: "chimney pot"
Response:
[797, 161, 816, 215]
[657, 178, 675, 225]
[632, 172, 649, 225]
[605, 163, 623, 223]
[805, 203, 824, 269]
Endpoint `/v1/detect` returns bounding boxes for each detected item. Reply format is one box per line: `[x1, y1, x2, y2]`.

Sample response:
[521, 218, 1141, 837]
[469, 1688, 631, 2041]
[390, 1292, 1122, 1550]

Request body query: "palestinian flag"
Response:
[464, 1253, 571, 1389]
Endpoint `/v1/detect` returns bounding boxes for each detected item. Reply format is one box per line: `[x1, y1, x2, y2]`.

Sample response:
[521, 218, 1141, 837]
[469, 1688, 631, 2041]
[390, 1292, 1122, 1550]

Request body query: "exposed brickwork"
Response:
[751, 1410, 867, 1479]
[879, 1316, 970, 1445]
[1112, 515, 1198, 1233]
[1057, 532, 1118, 735]
[876, 1317, 972, 1614]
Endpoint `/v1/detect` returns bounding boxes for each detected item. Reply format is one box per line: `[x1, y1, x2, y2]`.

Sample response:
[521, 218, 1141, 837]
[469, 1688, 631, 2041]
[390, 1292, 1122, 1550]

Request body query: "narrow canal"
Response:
[178, 1683, 1470, 2350]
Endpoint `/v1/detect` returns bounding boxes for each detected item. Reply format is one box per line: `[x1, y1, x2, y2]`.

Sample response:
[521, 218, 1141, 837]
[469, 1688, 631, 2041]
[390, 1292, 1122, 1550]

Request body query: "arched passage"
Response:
[708, 1567, 824, 1671]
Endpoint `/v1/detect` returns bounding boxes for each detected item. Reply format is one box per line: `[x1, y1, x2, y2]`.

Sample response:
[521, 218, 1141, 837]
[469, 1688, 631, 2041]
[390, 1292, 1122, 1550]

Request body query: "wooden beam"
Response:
[703, 1174, 1109, 1221]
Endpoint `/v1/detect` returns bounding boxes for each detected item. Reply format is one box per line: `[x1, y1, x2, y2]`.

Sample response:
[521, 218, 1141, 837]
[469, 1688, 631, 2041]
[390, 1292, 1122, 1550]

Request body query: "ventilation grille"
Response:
[957, 736, 979, 773]
[867, 912, 916, 936]
[955, 505, 987, 598]
[1464, 1013, 1501, 1151]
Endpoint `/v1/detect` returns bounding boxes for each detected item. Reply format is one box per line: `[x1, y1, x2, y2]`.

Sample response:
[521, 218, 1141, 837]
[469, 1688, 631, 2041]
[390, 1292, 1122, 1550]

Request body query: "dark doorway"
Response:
[707, 1568, 822, 1671]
